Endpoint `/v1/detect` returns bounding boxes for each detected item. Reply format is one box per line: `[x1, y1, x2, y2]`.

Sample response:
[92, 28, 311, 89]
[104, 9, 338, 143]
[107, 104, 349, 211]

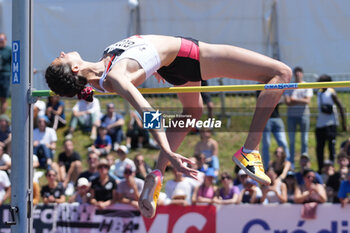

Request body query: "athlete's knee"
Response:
[275, 63, 292, 83]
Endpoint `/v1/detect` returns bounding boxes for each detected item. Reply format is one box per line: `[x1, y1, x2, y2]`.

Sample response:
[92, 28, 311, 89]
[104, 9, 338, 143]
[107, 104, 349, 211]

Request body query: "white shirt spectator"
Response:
[117, 177, 144, 200]
[34, 100, 46, 117]
[0, 153, 10, 167]
[0, 152, 11, 173]
[0, 170, 10, 201]
[109, 158, 136, 180]
[165, 178, 193, 204]
[101, 113, 124, 129]
[284, 84, 313, 116]
[185, 172, 205, 188]
[72, 97, 101, 119]
[33, 127, 57, 145]
[316, 88, 338, 128]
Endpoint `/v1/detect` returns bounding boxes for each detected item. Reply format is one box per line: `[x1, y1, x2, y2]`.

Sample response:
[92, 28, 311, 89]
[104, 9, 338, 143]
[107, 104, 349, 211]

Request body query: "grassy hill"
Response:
[53, 92, 350, 179]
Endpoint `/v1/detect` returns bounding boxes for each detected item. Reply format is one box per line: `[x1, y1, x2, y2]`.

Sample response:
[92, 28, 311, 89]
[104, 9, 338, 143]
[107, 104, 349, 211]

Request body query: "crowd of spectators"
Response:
[0, 61, 349, 212]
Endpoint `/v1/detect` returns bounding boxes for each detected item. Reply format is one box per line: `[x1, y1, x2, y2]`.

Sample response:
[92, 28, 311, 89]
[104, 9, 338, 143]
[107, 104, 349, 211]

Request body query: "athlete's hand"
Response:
[168, 153, 198, 180]
[153, 72, 166, 84]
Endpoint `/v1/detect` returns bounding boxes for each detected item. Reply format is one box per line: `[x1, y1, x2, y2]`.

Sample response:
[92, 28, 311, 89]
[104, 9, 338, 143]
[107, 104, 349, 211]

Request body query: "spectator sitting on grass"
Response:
[78, 152, 99, 182]
[237, 177, 262, 204]
[69, 177, 92, 204]
[65, 97, 101, 140]
[260, 168, 287, 204]
[193, 168, 217, 205]
[109, 145, 136, 183]
[88, 126, 112, 157]
[294, 169, 327, 204]
[214, 172, 239, 205]
[90, 159, 117, 209]
[33, 116, 57, 169]
[100, 103, 124, 150]
[283, 171, 298, 203]
[57, 139, 82, 196]
[45, 96, 66, 130]
[40, 169, 65, 204]
[134, 153, 152, 180]
[116, 165, 144, 208]
[295, 153, 323, 185]
[269, 146, 291, 180]
[165, 167, 194, 206]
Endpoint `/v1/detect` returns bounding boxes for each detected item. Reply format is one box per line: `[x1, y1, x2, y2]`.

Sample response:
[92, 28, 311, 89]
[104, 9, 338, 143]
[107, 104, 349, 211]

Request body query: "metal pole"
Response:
[10, 0, 33, 231]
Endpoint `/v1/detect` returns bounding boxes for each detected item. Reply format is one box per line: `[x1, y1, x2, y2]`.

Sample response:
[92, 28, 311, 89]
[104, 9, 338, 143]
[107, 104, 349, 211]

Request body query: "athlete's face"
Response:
[52, 51, 81, 67]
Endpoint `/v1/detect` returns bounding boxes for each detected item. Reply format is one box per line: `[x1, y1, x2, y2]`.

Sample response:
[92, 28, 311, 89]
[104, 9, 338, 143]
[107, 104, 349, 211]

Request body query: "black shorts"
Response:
[157, 37, 202, 85]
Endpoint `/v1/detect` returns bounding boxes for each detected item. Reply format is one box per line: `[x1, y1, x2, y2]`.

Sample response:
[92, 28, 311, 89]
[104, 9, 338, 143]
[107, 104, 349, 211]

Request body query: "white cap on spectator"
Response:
[238, 169, 247, 176]
[116, 145, 129, 154]
[77, 177, 90, 187]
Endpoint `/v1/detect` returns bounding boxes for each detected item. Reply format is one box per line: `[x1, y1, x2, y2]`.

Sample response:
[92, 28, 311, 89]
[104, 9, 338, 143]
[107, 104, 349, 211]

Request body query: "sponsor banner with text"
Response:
[0, 204, 348, 233]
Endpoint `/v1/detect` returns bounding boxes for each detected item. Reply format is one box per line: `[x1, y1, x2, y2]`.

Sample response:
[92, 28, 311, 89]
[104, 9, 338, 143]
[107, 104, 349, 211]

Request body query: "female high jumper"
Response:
[45, 35, 292, 217]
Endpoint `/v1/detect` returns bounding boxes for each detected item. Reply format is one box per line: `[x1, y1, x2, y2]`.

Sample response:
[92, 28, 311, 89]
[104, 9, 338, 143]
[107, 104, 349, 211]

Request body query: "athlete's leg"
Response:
[140, 81, 203, 218]
[155, 81, 203, 173]
[199, 42, 292, 184]
[200, 42, 292, 151]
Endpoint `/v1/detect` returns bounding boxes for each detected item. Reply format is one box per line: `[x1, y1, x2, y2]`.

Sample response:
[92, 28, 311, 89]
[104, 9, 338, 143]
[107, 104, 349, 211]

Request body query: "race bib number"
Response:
[104, 39, 136, 55]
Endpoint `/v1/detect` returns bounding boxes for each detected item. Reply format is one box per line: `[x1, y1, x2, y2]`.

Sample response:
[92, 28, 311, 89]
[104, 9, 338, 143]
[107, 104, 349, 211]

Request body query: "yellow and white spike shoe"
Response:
[139, 170, 162, 218]
[232, 147, 271, 185]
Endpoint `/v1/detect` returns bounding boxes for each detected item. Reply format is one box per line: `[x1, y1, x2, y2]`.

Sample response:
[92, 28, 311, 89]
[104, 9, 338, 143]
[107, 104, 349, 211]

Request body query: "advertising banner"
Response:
[0, 204, 348, 233]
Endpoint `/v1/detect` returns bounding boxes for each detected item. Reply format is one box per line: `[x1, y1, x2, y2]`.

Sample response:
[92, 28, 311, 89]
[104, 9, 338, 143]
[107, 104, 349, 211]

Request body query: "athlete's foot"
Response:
[139, 170, 162, 218]
[232, 147, 271, 185]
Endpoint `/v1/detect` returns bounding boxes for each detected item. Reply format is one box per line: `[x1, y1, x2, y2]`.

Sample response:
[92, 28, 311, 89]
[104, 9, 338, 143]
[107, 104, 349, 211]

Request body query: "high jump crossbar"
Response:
[32, 81, 350, 96]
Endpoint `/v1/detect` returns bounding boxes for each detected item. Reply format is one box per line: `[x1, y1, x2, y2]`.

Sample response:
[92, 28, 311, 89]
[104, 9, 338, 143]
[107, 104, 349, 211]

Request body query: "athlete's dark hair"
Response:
[45, 64, 93, 102]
